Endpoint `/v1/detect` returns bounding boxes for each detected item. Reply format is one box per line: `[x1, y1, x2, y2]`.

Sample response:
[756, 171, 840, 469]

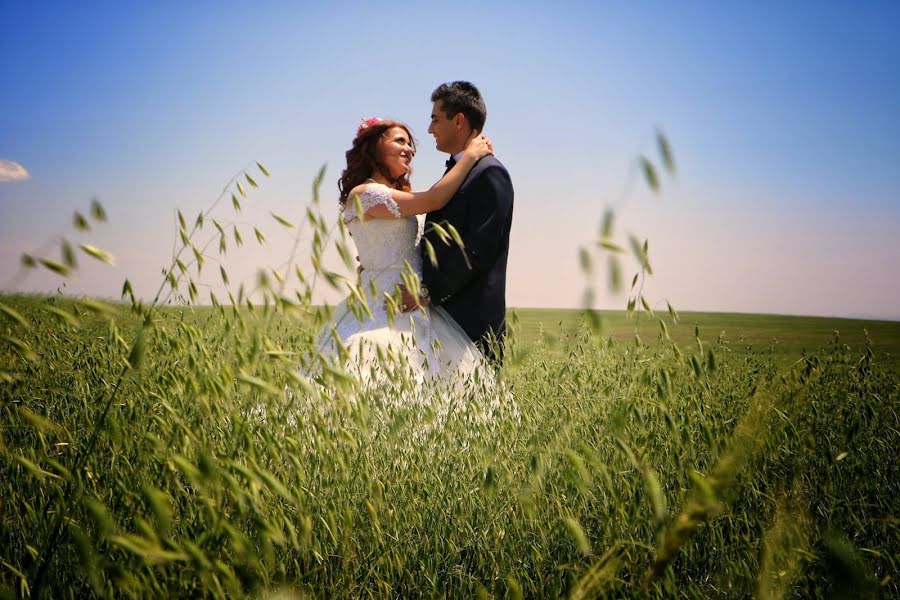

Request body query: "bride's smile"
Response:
[377, 127, 415, 180]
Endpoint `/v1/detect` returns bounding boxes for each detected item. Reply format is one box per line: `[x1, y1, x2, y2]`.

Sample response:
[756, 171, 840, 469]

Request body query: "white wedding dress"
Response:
[312, 182, 485, 391]
[282, 182, 518, 439]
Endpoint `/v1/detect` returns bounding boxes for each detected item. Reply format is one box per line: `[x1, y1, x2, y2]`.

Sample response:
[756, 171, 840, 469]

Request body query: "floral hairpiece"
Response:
[356, 116, 381, 137]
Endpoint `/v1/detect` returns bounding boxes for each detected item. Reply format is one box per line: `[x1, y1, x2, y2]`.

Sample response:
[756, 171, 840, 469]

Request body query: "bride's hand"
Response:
[464, 130, 494, 161]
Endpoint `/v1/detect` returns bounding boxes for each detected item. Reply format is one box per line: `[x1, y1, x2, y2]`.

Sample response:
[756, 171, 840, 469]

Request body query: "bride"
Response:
[309, 117, 495, 390]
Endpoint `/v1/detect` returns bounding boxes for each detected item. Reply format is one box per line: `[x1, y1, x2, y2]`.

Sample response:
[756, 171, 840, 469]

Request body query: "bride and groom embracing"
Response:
[317, 81, 514, 387]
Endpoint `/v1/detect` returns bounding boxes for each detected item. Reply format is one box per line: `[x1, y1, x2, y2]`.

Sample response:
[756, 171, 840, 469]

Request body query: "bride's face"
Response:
[377, 127, 414, 179]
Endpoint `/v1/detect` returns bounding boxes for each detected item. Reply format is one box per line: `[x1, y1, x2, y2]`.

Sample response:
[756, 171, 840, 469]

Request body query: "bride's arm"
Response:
[351, 134, 493, 219]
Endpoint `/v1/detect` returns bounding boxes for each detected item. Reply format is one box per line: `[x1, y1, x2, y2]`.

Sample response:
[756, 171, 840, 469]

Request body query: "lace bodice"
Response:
[343, 183, 424, 296]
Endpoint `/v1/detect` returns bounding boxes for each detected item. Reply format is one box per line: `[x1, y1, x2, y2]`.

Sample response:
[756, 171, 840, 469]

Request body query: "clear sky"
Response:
[2, 1, 899, 319]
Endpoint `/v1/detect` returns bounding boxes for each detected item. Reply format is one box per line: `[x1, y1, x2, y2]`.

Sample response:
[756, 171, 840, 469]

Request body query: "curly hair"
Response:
[338, 120, 417, 208]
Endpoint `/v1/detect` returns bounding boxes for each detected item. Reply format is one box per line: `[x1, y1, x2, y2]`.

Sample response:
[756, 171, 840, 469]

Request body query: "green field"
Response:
[2, 295, 898, 598]
[507, 308, 900, 372]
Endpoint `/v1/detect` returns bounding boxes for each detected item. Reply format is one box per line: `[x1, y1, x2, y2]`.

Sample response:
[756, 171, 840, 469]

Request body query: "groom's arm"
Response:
[422, 165, 513, 305]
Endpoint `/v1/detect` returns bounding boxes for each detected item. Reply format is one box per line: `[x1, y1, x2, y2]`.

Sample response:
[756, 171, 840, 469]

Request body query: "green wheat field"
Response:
[2, 160, 898, 598]
[2, 294, 898, 598]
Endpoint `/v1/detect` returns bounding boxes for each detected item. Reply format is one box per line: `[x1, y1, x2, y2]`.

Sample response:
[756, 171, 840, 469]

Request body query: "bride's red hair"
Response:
[338, 119, 417, 207]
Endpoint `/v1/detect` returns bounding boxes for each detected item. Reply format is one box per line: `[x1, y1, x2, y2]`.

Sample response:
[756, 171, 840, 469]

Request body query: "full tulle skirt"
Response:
[313, 298, 482, 390]
[295, 294, 517, 430]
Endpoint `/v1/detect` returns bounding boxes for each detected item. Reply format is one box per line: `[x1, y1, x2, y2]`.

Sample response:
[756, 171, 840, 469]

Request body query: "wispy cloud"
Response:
[0, 159, 30, 182]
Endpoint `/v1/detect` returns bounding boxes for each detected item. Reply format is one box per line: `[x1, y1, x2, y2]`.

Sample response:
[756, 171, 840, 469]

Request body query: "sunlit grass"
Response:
[1, 295, 897, 597]
[1, 153, 897, 598]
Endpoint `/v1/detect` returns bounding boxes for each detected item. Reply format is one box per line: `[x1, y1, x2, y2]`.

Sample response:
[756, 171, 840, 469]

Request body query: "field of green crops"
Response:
[2, 159, 898, 598]
[2, 294, 898, 598]
[509, 308, 900, 372]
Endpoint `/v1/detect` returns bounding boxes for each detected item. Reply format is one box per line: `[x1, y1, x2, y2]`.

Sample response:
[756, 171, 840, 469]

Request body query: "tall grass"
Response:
[2, 296, 897, 597]
[1, 156, 898, 597]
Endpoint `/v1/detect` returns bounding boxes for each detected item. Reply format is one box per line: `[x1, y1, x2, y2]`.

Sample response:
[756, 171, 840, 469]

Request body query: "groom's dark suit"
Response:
[422, 155, 514, 366]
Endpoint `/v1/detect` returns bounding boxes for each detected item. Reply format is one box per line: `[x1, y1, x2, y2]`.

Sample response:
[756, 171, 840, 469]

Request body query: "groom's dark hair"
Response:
[431, 81, 487, 133]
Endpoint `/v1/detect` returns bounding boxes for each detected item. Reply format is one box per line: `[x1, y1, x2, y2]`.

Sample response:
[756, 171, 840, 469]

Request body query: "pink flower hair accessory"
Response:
[356, 116, 382, 137]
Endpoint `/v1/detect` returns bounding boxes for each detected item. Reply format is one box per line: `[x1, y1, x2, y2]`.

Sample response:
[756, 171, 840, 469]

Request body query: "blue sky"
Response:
[2, 1, 899, 318]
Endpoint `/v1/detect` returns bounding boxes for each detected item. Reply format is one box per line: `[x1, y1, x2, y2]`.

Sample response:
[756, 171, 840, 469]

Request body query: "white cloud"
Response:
[0, 159, 30, 182]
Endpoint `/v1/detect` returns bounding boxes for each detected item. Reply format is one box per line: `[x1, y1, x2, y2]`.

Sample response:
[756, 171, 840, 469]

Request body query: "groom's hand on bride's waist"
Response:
[394, 284, 430, 313]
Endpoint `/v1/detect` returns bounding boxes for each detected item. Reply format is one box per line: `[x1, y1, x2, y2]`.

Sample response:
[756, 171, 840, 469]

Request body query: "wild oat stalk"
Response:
[643, 387, 777, 587]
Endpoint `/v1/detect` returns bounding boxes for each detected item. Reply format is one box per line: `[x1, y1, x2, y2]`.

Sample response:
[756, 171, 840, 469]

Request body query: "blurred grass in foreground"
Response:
[2, 138, 896, 597]
[1, 294, 897, 598]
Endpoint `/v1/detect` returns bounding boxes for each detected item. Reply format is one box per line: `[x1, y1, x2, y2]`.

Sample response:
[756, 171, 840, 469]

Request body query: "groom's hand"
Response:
[395, 284, 429, 313]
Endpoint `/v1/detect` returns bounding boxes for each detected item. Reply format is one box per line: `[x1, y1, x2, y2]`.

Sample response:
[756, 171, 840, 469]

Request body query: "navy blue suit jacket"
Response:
[422, 155, 514, 365]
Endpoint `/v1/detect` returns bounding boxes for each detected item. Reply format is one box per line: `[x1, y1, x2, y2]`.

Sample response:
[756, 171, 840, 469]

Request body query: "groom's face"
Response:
[428, 101, 461, 154]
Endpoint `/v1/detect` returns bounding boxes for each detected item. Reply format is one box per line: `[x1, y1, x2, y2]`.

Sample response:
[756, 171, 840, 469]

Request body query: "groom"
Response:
[400, 81, 514, 366]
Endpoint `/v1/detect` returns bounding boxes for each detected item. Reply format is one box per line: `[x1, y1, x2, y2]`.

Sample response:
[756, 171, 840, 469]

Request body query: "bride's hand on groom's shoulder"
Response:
[465, 131, 493, 161]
